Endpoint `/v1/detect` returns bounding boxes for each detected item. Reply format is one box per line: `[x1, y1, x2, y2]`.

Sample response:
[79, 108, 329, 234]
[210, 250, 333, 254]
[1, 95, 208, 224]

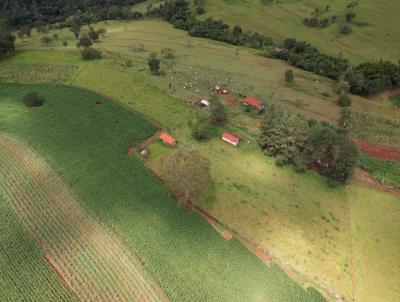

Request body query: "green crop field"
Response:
[2, 16, 399, 302]
[0, 83, 326, 302]
[199, 0, 400, 64]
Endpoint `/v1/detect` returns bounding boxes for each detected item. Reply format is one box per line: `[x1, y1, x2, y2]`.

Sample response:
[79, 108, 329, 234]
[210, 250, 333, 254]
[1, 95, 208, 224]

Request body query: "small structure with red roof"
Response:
[159, 132, 177, 146]
[221, 132, 240, 146]
[243, 96, 265, 112]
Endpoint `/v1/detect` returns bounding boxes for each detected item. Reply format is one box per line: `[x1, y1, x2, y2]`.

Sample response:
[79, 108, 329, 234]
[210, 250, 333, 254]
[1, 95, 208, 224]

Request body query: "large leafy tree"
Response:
[160, 148, 211, 204]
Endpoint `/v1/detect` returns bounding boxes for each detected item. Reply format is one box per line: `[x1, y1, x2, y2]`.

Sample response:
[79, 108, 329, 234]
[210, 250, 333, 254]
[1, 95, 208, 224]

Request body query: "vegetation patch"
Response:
[358, 153, 400, 188]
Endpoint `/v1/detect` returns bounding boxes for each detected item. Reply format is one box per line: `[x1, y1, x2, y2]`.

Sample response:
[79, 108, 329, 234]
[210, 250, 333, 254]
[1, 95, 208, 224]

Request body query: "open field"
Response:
[0, 134, 168, 301]
[2, 18, 400, 302]
[199, 0, 400, 64]
[0, 83, 326, 301]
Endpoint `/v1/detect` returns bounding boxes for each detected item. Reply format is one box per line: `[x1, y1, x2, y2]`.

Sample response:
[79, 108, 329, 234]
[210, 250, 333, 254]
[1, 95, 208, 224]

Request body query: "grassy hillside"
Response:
[0, 83, 326, 302]
[200, 0, 400, 63]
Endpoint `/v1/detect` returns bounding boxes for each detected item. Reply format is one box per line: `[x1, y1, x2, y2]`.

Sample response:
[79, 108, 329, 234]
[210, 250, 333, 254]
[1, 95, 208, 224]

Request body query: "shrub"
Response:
[22, 91, 45, 107]
[196, 7, 205, 15]
[62, 41, 68, 47]
[339, 23, 352, 34]
[81, 47, 101, 60]
[148, 53, 160, 74]
[285, 69, 294, 83]
[41, 35, 53, 45]
[338, 94, 352, 107]
[125, 59, 133, 67]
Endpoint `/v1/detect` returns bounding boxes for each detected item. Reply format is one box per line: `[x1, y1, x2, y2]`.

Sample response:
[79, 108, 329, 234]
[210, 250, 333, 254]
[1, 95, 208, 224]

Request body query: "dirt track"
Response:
[355, 140, 400, 162]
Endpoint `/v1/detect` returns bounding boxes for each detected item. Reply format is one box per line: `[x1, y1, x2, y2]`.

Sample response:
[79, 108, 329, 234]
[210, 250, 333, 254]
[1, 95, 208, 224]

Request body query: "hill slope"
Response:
[200, 0, 400, 63]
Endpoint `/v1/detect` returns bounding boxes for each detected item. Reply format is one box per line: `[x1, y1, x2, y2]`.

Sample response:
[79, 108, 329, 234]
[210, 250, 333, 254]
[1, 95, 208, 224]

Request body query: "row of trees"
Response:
[259, 105, 358, 186]
[0, 0, 146, 27]
[149, 0, 273, 49]
[0, 27, 15, 58]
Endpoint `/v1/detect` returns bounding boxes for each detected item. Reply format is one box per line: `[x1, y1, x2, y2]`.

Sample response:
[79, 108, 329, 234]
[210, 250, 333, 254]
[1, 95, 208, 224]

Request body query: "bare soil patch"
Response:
[355, 139, 400, 162]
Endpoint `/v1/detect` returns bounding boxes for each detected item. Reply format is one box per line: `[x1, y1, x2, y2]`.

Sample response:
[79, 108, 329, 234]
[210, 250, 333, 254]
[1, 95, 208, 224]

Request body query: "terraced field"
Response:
[0, 134, 168, 301]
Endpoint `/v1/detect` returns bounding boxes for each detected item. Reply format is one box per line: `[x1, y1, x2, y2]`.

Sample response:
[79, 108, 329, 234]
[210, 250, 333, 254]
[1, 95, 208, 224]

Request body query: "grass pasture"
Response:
[200, 0, 400, 63]
[0, 83, 326, 302]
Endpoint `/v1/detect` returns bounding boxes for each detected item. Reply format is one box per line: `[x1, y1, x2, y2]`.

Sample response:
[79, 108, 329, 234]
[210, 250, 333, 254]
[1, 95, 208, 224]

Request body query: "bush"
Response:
[125, 59, 133, 67]
[148, 53, 161, 74]
[196, 7, 205, 15]
[22, 91, 45, 107]
[338, 94, 352, 107]
[285, 69, 294, 83]
[41, 35, 53, 45]
[81, 47, 101, 60]
[339, 23, 352, 34]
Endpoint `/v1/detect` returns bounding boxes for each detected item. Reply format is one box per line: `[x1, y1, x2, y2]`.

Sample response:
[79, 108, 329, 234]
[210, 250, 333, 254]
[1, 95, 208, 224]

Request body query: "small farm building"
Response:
[200, 99, 210, 107]
[159, 133, 177, 146]
[243, 96, 265, 111]
[221, 132, 240, 146]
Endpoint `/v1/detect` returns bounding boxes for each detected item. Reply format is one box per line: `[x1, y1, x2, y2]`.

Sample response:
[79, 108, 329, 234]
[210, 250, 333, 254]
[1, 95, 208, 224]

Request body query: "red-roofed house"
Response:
[221, 132, 240, 146]
[243, 96, 265, 111]
[159, 133, 177, 146]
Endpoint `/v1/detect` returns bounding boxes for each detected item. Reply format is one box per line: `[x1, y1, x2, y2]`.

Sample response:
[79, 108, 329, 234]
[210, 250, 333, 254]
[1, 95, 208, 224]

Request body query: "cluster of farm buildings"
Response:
[159, 86, 265, 148]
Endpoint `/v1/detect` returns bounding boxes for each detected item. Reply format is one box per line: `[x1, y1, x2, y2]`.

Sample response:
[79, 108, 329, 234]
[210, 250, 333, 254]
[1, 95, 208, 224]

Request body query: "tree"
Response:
[337, 93, 352, 107]
[0, 30, 15, 58]
[209, 95, 227, 124]
[189, 110, 213, 140]
[98, 28, 107, 37]
[339, 23, 352, 35]
[160, 148, 211, 203]
[22, 91, 45, 107]
[77, 34, 92, 48]
[34, 20, 48, 34]
[62, 41, 68, 47]
[41, 35, 53, 45]
[81, 47, 101, 60]
[66, 15, 81, 39]
[88, 27, 99, 42]
[18, 26, 32, 38]
[148, 53, 160, 74]
[285, 69, 294, 83]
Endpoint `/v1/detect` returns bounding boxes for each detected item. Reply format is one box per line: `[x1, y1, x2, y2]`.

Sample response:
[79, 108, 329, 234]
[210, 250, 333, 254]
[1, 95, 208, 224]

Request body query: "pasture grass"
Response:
[0, 83, 326, 302]
[201, 0, 400, 63]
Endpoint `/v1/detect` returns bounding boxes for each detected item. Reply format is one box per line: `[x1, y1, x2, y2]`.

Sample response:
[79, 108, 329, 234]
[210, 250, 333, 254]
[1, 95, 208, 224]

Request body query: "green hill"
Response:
[200, 0, 400, 63]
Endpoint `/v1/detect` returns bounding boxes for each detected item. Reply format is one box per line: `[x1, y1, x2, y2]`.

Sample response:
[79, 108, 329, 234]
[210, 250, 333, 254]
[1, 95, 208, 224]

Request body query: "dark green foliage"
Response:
[285, 69, 294, 82]
[346, 61, 400, 95]
[358, 154, 400, 189]
[81, 47, 101, 60]
[0, 29, 15, 58]
[0, 1, 146, 27]
[88, 27, 100, 42]
[41, 35, 53, 45]
[189, 110, 212, 140]
[62, 41, 68, 47]
[22, 91, 44, 107]
[339, 23, 352, 35]
[148, 53, 161, 74]
[274, 38, 349, 80]
[195, 7, 205, 15]
[337, 94, 352, 107]
[259, 105, 358, 184]
[209, 95, 227, 124]
[77, 34, 92, 48]
[17, 25, 32, 38]
[339, 107, 352, 128]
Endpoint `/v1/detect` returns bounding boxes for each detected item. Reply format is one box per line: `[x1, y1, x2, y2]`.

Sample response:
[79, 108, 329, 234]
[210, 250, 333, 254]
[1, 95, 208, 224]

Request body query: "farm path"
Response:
[0, 133, 168, 302]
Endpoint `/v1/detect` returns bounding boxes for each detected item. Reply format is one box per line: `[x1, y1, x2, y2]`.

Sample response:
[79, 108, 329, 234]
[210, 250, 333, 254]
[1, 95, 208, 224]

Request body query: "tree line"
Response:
[0, 0, 146, 27]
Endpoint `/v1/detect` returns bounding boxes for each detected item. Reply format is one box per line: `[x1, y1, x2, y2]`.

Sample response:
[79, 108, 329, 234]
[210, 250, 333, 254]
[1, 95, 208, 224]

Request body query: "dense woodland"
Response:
[0, 0, 146, 27]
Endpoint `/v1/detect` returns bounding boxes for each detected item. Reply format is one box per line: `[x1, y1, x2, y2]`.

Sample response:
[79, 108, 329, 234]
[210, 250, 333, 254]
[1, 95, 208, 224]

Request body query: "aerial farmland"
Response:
[0, 1, 399, 302]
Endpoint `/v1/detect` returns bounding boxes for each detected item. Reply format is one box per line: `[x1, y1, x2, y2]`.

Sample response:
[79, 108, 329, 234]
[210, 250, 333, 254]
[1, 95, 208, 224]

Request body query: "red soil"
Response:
[44, 252, 74, 290]
[221, 93, 235, 105]
[355, 140, 400, 162]
[127, 146, 134, 155]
